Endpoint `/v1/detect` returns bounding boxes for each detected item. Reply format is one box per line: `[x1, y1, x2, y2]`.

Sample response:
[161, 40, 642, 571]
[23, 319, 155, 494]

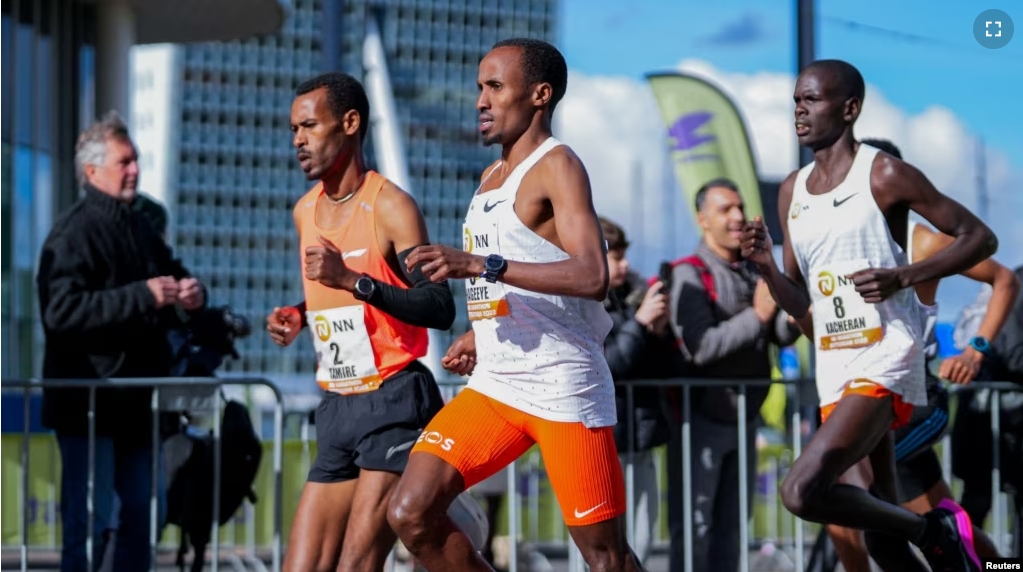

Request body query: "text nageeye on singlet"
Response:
[463, 224, 510, 321]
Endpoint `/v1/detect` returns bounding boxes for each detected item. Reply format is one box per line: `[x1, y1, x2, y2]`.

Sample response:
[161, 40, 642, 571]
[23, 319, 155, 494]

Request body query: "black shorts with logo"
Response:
[308, 360, 445, 483]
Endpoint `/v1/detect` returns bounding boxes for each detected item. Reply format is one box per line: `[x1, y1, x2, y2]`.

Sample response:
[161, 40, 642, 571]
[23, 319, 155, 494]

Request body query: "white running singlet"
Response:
[787, 144, 926, 407]
[461, 137, 616, 428]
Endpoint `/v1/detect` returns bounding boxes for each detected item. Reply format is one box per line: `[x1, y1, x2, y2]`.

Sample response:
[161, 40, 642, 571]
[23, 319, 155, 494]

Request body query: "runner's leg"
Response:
[825, 459, 873, 572]
[781, 393, 926, 536]
[388, 389, 533, 572]
[284, 395, 359, 572]
[530, 415, 642, 571]
[862, 431, 928, 571]
[284, 481, 357, 572]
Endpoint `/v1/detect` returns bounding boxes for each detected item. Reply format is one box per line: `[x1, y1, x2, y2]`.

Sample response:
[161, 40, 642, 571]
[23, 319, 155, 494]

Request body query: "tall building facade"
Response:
[134, 0, 559, 389]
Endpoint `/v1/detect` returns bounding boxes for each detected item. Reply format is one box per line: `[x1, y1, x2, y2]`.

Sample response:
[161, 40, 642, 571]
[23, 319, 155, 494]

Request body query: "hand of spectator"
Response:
[266, 306, 302, 347]
[146, 276, 180, 309]
[753, 279, 778, 323]
[442, 330, 477, 377]
[939, 347, 983, 385]
[635, 280, 668, 333]
[178, 277, 205, 311]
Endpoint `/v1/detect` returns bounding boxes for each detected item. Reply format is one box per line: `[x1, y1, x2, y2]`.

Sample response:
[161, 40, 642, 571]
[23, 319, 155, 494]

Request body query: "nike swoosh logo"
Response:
[848, 380, 876, 390]
[342, 249, 367, 260]
[573, 502, 606, 519]
[483, 199, 507, 213]
[385, 439, 417, 460]
[833, 193, 857, 207]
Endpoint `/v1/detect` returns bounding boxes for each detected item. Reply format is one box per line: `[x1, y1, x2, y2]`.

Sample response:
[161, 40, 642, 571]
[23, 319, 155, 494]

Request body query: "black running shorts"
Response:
[307, 360, 445, 483]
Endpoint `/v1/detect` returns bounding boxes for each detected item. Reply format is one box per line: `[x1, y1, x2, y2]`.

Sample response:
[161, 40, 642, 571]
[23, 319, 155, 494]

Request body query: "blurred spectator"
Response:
[600, 216, 678, 565]
[35, 111, 206, 572]
[951, 264, 1023, 548]
[665, 178, 801, 572]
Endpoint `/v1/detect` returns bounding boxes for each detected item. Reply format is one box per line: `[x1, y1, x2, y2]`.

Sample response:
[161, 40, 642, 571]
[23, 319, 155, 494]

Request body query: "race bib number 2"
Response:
[307, 306, 382, 394]
[462, 223, 510, 321]
[811, 259, 884, 351]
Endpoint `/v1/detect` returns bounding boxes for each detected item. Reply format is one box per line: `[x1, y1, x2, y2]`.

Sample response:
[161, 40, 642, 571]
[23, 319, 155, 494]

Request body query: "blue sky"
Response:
[559, 0, 1022, 170]
[555, 0, 1020, 324]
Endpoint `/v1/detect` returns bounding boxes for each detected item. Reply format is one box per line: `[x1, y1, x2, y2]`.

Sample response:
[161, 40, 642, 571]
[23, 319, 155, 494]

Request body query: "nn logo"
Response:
[817, 271, 853, 297]
[314, 315, 356, 342]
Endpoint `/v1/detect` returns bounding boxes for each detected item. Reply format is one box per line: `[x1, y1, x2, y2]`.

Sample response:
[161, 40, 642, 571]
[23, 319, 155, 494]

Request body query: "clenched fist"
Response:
[266, 306, 302, 347]
[305, 235, 358, 291]
[441, 330, 477, 377]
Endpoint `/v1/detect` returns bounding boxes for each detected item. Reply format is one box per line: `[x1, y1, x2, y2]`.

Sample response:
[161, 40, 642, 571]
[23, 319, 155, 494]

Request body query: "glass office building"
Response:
[136, 0, 559, 386]
[2, 0, 97, 379]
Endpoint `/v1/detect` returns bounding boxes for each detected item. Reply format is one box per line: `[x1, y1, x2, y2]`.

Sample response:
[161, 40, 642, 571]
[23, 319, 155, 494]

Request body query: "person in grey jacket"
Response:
[665, 178, 802, 572]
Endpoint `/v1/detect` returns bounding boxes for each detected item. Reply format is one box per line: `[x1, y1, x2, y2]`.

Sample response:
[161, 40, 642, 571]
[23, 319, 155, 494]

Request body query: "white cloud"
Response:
[555, 59, 1022, 321]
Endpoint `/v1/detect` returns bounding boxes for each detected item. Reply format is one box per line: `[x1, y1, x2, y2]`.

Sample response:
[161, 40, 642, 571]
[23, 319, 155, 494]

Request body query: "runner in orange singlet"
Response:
[264, 72, 460, 572]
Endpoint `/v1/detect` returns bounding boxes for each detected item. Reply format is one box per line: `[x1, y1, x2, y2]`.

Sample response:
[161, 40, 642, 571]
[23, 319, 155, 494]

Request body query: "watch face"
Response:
[486, 255, 503, 271]
[357, 277, 373, 294]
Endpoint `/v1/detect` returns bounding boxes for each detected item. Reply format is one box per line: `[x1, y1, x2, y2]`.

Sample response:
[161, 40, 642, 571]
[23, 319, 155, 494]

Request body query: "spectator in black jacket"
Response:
[600, 216, 678, 565]
[36, 111, 206, 572]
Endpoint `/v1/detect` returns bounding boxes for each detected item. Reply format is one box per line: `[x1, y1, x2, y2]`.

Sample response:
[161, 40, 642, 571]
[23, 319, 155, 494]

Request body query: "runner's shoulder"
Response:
[375, 177, 427, 230]
[293, 181, 323, 214]
[525, 143, 588, 188]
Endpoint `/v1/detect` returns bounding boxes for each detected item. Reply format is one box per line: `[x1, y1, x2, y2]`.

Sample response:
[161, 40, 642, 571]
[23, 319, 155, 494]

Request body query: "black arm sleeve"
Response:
[362, 246, 457, 331]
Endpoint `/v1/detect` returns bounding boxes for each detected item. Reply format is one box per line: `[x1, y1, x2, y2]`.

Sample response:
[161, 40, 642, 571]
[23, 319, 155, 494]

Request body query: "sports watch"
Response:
[353, 274, 376, 301]
[969, 335, 992, 356]
[482, 254, 507, 284]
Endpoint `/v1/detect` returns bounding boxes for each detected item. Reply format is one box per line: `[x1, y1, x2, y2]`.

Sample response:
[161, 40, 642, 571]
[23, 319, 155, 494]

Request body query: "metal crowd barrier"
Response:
[1, 376, 285, 572]
[432, 377, 1020, 572]
[4, 376, 1017, 572]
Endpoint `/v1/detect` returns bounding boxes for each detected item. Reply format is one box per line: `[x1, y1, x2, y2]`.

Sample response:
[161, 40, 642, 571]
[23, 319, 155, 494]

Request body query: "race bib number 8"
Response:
[811, 259, 884, 351]
[307, 306, 383, 394]
[462, 223, 510, 321]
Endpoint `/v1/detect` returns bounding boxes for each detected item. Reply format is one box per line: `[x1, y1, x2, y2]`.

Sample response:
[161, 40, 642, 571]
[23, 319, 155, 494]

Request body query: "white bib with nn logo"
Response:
[810, 258, 883, 351]
[307, 306, 382, 394]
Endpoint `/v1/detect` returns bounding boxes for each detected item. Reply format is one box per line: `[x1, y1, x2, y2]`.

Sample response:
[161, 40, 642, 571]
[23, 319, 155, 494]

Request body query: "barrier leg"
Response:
[212, 397, 222, 572]
[738, 387, 749, 572]
[508, 459, 518, 572]
[150, 388, 160, 572]
[20, 386, 30, 572]
[88, 386, 97, 571]
[273, 397, 285, 571]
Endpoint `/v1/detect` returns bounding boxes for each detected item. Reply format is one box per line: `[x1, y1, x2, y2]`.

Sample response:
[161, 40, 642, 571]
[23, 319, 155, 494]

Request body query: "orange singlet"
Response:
[295, 171, 427, 395]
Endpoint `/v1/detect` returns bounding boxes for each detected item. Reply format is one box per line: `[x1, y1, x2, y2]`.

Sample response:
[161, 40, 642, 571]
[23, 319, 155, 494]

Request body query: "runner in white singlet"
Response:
[823, 139, 1018, 571]
[386, 38, 645, 572]
[740, 60, 998, 572]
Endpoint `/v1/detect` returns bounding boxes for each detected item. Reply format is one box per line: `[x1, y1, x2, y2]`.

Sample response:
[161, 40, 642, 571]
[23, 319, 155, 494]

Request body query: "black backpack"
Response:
[166, 399, 263, 572]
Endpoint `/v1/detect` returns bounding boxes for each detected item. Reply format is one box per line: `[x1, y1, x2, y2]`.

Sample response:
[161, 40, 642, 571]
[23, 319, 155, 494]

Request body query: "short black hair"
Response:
[695, 177, 740, 212]
[492, 38, 568, 112]
[295, 72, 371, 141]
[861, 138, 902, 159]
[802, 59, 865, 104]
